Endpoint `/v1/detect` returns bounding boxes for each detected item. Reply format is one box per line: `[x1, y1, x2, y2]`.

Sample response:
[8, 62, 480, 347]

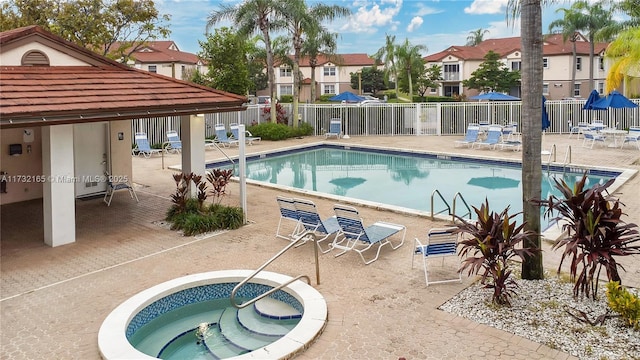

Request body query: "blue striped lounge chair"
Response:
[276, 196, 302, 241]
[331, 204, 406, 265]
[133, 132, 163, 158]
[165, 130, 182, 153]
[214, 124, 239, 147]
[582, 131, 606, 149]
[293, 198, 342, 253]
[230, 123, 261, 145]
[620, 127, 640, 150]
[325, 118, 342, 139]
[473, 126, 503, 149]
[454, 125, 480, 148]
[412, 227, 462, 286]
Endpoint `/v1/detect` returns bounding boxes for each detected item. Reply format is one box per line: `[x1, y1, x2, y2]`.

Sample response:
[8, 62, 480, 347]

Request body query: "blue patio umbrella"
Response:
[469, 92, 521, 101]
[582, 89, 602, 110]
[329, 91, 365, 103]
[590, 90, 639, 109]
[542, 96, 550, 131]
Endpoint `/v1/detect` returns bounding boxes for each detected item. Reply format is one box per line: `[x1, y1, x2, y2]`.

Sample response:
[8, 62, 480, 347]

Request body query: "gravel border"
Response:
[439, 276, 640, 360]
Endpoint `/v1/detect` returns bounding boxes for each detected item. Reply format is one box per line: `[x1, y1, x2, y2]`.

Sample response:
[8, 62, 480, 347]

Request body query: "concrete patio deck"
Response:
[1, 133, 639, 359]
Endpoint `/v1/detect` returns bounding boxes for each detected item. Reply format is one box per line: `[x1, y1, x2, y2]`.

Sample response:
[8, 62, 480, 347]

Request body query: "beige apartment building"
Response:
[114, 41, 205, 81]
[423, 33, 609, 100]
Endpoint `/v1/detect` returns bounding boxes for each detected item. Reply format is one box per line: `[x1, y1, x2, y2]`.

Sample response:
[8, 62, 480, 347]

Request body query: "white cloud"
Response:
[464, 0, 510, 15]
[414, 3, 444, 16]
[407, 16, 423, 33]
[341, 0, 403, 34]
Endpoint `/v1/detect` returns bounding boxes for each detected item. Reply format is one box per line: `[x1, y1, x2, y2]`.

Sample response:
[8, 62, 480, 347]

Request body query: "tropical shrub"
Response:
[261, 103, 288, 124]
[606, 281, 640, 330]
[279, 95, 293, 103]
[534, 173, 640, 299]
[455, 199, 539, 306]
[247, 122, 314, 141]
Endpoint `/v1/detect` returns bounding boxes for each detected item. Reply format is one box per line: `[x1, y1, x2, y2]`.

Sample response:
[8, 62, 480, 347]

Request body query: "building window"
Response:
[597, 82, 604, 94]
[576, 57, 582, 71]
[443, 63, 459, 81]
[511, 61, 521, 71]
[542, 83, 549, 95]
[543, 58, 549, 69]
[574, 83, 581, 97]
[148, 65, 157, 73]
[323, 84, 335, 94]
[280, 67, 292, 77]
[323, 67, 336, 76]
[599, 57, 604, 70]
[429, 87, 437, 94]
[280, 85, 293, 95]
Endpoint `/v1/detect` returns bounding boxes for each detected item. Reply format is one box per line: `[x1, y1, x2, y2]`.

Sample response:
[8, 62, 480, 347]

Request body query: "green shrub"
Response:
[181, 213, 212, 236]
[218, 206, 244, 229]
[319, 94, 335, 102]
[413, 96, 426, 102]
[425, 96, 458, 102]
[279, 95, 293, 103]
[291, 122, 314, 137]
[606, 281, 640, 330]
[248, 122, 292, 140]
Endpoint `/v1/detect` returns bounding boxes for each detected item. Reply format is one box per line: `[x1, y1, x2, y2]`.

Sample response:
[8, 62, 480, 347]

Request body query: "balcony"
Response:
[443, 72, 460, 81]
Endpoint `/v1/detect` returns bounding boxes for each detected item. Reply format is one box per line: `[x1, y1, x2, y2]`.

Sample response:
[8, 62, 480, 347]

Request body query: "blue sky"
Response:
[155, 0, 577, 57]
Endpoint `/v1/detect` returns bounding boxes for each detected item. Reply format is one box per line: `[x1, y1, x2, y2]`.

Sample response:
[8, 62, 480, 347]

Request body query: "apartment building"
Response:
[113, 41, 205, 81]
[423, 33, 609, 100]
[269, 53, 377, 102]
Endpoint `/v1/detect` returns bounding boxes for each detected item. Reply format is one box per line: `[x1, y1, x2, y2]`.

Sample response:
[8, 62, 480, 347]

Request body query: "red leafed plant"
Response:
[261, 103, 289, 124]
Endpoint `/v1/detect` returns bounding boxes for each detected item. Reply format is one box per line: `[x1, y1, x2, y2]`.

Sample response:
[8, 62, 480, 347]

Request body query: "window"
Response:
[576, 57, 582, 71]
[280, 67, 292, 77]
[511, 61, 521, 71]
[280, 85, 293, 95]
[574, 83, 581, 97]
[597, 82, 604, 94]
[599, 57, 604, 70]
[543, 58, 549, 69]
[21, 50, 50, 66]
[542, 83, 549, 95]
[323, 67, 336, 76]
[323, 84, 335, 94]
[148, 65, 157, 73]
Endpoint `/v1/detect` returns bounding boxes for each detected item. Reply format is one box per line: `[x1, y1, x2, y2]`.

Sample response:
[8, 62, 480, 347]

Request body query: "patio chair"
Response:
[133, 132, 163, 158]
[620, 127, 640, 150]
[276, 196, 302, 241]
[214, 124, 239, 147]
[325, 118, 342, 139]
[103, 171, 138, 206]
[331, 204, 406, 265]
[582, 131, 607, 149]
[293, 198, 342, 253]
[472, 126, 503, 149]
[454, 125, 480, 148]
[568, 122, 591, 139]
[230, 123, 261, 145]
[165, 130, 182, 153]
[412, 227, 462, 286]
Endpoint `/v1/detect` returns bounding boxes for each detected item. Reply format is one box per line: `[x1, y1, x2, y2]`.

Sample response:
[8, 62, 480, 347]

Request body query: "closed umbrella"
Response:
[582, 89, 602, 110]
[542, 96, 550, 131]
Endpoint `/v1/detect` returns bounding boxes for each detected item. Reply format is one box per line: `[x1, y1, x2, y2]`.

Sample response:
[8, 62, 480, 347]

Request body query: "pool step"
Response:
[237, 306, 298, 337]
[218, 308, 277, 351]
[254, 297, 302, 319]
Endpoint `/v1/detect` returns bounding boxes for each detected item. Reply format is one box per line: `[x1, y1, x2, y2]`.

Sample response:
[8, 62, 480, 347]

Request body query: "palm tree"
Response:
[466, 28, 489, 46]
[548, 7, 583, 98]
[301, 27, 339, 103]
[508, 0, 544, 280]
[278, 0, 350, 127]
[605, 27, 640, 94]
[373, 34, 399, 99]
[207, 0, 282, 123]
[395, 38, 427, 100]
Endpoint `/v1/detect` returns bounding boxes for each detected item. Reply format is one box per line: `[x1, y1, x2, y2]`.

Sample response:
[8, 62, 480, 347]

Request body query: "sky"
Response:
[155, 0, 589, 57]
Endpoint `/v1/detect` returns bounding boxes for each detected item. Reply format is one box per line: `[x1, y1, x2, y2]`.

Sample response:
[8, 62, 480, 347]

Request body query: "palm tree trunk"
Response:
[310, 63, 317, 102]
[520, 0, 544, 280]
[292, 52, 300, 128]
[261, 28, 277, 123]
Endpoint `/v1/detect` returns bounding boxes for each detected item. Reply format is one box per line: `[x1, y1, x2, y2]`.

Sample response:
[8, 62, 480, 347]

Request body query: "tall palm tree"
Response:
[207, 0, 282, 123]
[466, 28, 489, 46]
[373, 34, 399, 99]
[395, 38, 427, 100]
[572, 1, 615, 91]
[605, 27, 640, 94]
[548, 7, 583, 98]
[508, 0, 544, 280]
[301, 27, 339, 103]
[278, 0, 350, 127]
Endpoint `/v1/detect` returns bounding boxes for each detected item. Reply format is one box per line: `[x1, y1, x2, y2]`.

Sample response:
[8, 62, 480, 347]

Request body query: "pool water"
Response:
[210, 145, 619, 229]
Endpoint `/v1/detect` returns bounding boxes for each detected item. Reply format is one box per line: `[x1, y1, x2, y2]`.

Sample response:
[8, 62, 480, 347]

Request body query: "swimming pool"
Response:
[206, 143, 630, 230]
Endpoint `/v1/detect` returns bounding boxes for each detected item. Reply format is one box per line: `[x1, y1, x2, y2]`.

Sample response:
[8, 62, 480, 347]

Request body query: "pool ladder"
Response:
[430, 189, 472, 223]
[543, 144, 572, 172]
[161, 140, 236, 173]
[229, 231, 320, 309]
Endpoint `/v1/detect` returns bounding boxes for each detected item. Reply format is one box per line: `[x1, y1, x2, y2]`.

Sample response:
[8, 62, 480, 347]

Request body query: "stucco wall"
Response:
[109, 121, 133, 183]
[0, 128, 44, 205]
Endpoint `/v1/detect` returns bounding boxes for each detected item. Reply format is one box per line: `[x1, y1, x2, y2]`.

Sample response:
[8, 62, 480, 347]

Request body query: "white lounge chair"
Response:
[454, 125, 480, 148]
[230, 123, 261, 145]
[582, 131, 607, 149]
[133, 132, 163, 158]
[473, 126, 503, 149]
[276, 196, 302, 241]
[325, 118, 342, 139]
[331, 204, 406, 265]
[620, 127, 640, 150]
[214, 124, 239, 147]
[412, 227, 462, 286]
[293, 198, 342, 253]
[165, 130, 182, 153]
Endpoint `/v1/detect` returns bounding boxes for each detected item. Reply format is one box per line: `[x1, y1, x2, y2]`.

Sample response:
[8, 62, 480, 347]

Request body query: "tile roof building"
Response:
[112, 41, 205, 81]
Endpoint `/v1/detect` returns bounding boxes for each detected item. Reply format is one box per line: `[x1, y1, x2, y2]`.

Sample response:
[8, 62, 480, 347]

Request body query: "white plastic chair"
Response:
[103, 171, 138, 206]
[412, 227, 461, 286]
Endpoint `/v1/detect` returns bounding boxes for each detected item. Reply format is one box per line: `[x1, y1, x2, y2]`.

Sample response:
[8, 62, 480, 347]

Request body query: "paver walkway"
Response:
[2, 134, 638, 359]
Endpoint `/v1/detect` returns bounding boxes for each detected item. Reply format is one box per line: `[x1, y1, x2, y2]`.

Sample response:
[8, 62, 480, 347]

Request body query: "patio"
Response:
[1, 134, 639, 359]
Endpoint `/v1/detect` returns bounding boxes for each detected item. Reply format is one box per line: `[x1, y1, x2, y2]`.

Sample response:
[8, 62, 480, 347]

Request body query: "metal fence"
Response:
[131, 99, 640, 146]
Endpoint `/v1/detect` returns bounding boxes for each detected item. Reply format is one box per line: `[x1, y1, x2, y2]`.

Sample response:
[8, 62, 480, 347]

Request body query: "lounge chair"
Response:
[412, 227, 462, 286]
[568, 122, 591, 139]
[165, 130, 182, 153]
[293, 198, 342, 253]
[621, 127, 640, 150]
[230, 123, 261, 145]
[582, 131, 606, 149]
[103, 171, 138, 206]
[276, 196, 302, 241]
[133, 132, 163, 158]
[331, 204, 406, 265]
[454, 125, 480, 148]
[214, 124, 239, 147]
[472, 126, 503, 149]
[325, 118, 342, 139]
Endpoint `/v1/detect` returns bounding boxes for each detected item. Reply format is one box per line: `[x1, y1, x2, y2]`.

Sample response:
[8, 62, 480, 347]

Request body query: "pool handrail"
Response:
[452, 192, 472, 223]
[430, 189, 451, 221]
[230, 231, 320, 309]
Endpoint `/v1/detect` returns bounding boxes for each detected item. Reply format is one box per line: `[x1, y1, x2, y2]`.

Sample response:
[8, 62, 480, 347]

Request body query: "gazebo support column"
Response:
[181, 114, 206, 197]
